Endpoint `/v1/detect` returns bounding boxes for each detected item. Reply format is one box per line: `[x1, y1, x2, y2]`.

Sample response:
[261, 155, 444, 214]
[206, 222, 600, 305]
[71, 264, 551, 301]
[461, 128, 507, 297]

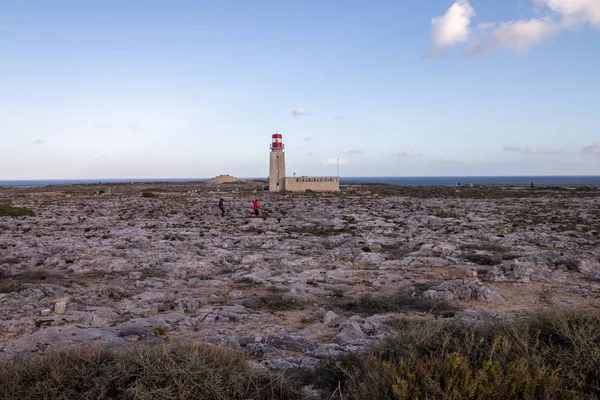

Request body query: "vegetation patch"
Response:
[304, 309, 600, 399]
[242, 291, 304, 312]
[152, 325, 168, 336]
[0, 205, 35, 217]
[0, 343, 294, 400]
[304, 225, 355, 237]
[461, 243, 508, 253]
[464, 253, 503, 266]
[558, 259, 581, 271]
[140, 188, 168, 193]
[0, 280, 23, 293]
[339, 290, 458, 318]
[435, 209, 457, 218]
[140, 267, 167, 279]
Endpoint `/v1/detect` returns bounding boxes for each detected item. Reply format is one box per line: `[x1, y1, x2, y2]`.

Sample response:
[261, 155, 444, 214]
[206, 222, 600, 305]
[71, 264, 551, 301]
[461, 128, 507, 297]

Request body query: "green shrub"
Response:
[152, 325, 168, 336]
[315, 309, 600, 399]
[0, 205, 35, 217]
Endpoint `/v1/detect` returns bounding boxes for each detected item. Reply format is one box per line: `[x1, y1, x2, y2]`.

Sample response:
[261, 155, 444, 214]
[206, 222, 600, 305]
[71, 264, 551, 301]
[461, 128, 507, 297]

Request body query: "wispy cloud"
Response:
[581, 142, 600, 156]
[469, 18, 559, 55]
[126, 123, 147, 134]
[391, 150, 423, 157]
[322, 157, 348, 166]
[33, 139, 46, 145]
[94, 123, 115, 128]
[292, 108, 310, 117]
[503, 145, 568, 155]
[303, 137, 314, 141]
[348, 150, 363, 155]
[333, 115, 344, 120]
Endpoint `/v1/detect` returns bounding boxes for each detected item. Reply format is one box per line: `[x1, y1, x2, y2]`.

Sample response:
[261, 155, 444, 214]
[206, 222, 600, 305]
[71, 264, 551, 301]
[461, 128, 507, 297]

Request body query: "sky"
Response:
[1, 0, 599, 179]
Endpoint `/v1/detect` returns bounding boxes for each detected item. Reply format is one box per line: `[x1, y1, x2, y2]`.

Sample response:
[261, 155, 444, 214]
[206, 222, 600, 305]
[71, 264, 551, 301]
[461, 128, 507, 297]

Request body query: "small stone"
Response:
[54, 302, 67, 315]
[128, 272, 143, 280]
[323, 311, 340, 325]
[40, 309, 52, 317]
[466, 270, 478, 280]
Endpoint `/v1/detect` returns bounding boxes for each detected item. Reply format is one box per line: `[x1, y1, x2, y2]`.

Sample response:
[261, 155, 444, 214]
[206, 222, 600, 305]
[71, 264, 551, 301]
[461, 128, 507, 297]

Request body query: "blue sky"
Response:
[1, 0, 599, 179]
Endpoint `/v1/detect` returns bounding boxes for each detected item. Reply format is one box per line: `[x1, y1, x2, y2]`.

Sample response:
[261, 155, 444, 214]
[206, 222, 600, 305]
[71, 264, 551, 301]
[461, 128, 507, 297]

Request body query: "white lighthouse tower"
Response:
[269, 133, 286, 192]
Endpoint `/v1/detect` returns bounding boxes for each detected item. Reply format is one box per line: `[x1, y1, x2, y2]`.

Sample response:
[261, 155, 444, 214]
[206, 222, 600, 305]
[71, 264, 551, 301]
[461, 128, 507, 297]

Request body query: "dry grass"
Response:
[242, 291, 305, 312]
[0, 343, 295, 400]
[339, 290, 458, 318]
[0, 280, 23, 293]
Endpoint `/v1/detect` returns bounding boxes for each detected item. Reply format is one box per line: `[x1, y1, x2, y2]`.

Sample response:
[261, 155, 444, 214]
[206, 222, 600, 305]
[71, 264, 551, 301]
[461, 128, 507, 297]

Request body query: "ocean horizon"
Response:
[1, 176, 600, 188]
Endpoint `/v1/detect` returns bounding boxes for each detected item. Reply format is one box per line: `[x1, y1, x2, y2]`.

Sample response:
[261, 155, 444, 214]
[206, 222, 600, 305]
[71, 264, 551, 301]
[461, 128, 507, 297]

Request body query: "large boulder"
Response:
[423, 279, 503, 303]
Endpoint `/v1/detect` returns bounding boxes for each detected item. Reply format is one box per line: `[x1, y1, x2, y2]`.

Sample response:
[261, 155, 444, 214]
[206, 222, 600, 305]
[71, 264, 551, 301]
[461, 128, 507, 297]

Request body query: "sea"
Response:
[1, 176, 600, 188]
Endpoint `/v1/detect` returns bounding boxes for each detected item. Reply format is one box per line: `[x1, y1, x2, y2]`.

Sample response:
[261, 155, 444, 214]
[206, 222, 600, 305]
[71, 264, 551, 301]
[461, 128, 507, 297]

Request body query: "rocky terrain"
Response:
[1, 181, 599, 371]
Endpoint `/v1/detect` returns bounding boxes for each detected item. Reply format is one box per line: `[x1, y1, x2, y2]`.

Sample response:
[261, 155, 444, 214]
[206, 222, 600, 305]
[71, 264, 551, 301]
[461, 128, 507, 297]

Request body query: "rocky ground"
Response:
[1, 181, 600, 370]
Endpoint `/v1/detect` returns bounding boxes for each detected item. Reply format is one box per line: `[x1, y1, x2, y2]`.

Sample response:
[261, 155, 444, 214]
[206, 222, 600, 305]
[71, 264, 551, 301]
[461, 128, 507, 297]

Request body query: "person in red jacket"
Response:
[252, 199, 260, 216]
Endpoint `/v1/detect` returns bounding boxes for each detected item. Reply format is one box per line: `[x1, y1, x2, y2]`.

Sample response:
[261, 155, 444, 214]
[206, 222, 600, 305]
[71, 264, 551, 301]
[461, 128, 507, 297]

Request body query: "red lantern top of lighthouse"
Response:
[271, 133, 284, 150]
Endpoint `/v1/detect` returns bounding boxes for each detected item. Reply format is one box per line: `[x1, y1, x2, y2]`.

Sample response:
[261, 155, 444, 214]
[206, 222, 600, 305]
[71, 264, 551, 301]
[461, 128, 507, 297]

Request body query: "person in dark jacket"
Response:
[252, 199, 260, 216]
[218, 198, 225, 217]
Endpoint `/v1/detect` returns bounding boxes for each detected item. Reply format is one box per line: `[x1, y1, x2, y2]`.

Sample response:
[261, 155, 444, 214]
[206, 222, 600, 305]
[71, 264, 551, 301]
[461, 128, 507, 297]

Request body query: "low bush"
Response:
[0, 205, 35, 217]
[0, 280, 23, 293]
[340, 291, 458, 318]
[140, 188, 168, 193]
[0, 343, 295, 400]
[313, 309, 600, 399]
[435, 209, 457, 218]
[2, 309, 599, 399]
[464, 253, 503, 266]
[242, 292, 304, 312]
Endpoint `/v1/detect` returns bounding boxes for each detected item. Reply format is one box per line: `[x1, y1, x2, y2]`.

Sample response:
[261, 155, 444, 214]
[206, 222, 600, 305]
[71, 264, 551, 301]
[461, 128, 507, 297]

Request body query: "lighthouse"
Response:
[269, 133, 286, 192]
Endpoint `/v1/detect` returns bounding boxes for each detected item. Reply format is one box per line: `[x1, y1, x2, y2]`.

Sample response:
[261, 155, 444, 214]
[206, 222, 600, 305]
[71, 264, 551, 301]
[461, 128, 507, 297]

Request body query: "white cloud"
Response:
[292, 108, 310, 117]
[333, 115, 344, 120]
[582, 142, 600, 156]
[348, 150, 363, 155]
[322, 157, 348, 166]
[431, 0, 475, 49]
[391, 150, 423, 157]
[303, 137, 314, 141]
[539, 0, 600, 28]
[431, 0, 600, 56]
[33, 139, 46, 145]
[503, 145, 568, 155]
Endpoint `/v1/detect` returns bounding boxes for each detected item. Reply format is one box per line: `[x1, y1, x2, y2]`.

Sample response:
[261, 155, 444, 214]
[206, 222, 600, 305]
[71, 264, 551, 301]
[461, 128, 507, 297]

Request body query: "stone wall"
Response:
[284, 176, 339, 192]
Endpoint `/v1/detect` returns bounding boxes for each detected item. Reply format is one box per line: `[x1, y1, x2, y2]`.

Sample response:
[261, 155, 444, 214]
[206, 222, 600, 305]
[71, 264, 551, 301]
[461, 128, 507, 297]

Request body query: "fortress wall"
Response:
[284, 176, 339, 192]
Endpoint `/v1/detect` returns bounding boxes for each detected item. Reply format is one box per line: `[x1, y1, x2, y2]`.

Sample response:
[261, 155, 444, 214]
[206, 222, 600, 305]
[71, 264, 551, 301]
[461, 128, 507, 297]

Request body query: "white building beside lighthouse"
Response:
[268, 132, 339, 192]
